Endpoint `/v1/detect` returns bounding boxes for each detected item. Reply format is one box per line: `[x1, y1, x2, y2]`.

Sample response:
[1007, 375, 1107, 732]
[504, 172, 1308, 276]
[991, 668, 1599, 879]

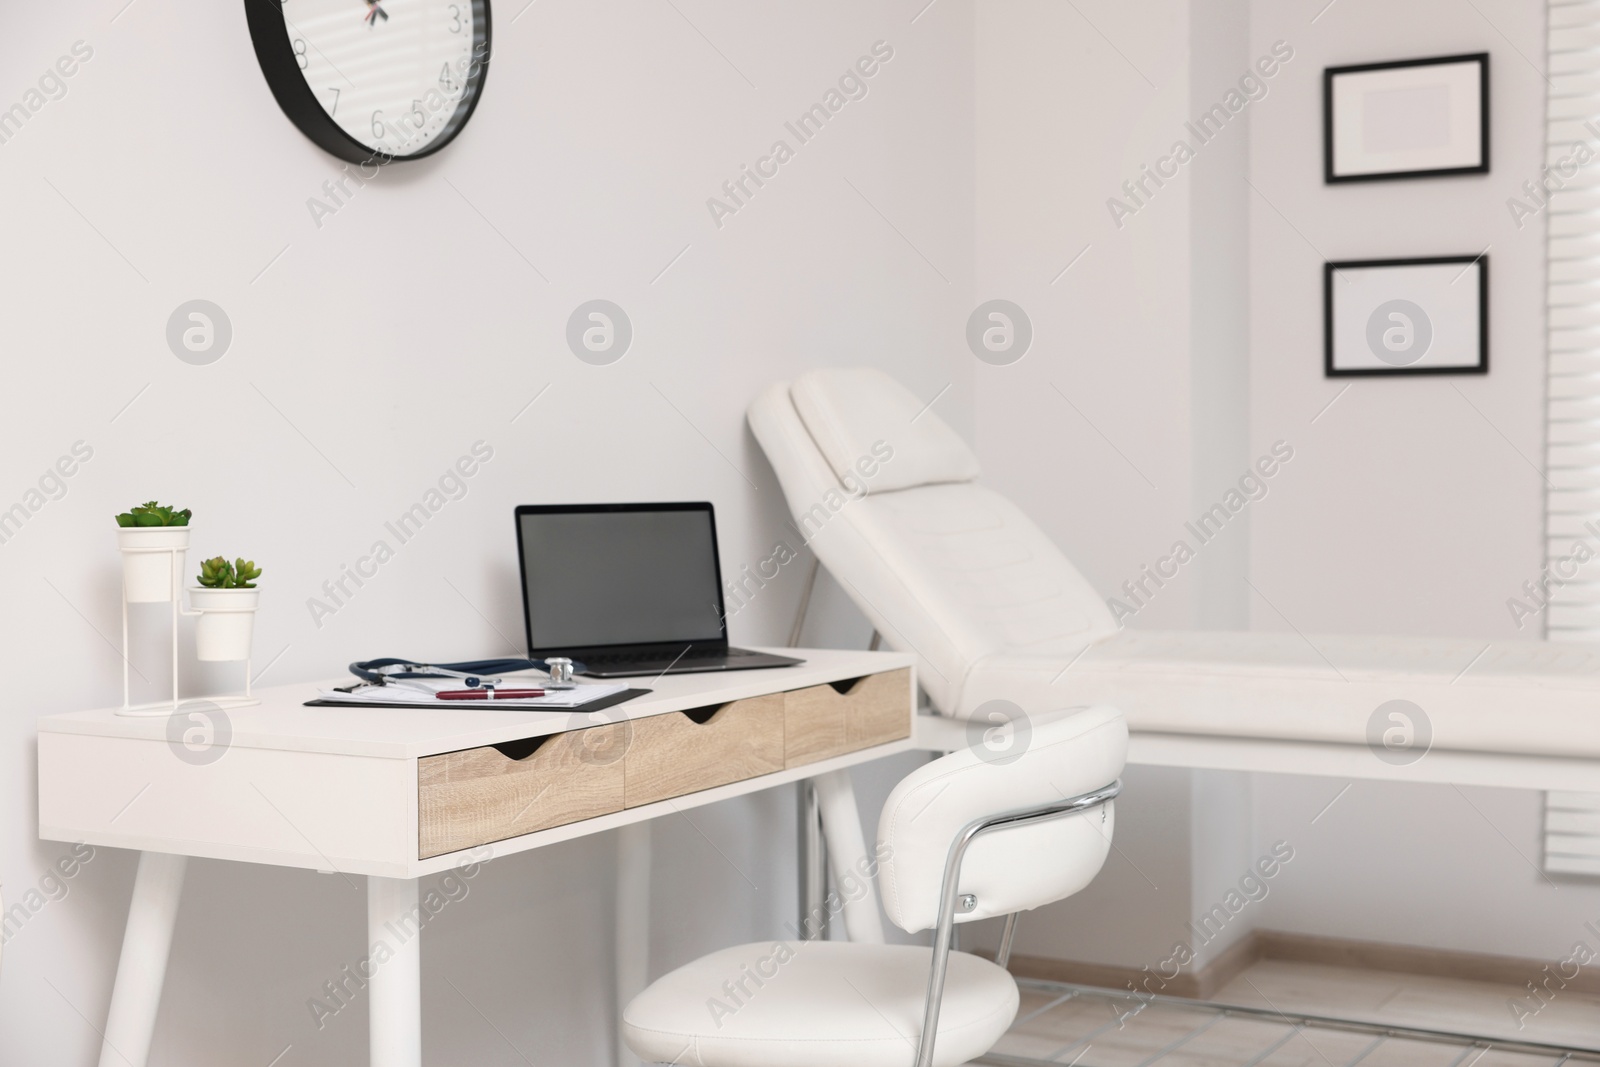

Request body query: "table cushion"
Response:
[959, 630, 1600, 759]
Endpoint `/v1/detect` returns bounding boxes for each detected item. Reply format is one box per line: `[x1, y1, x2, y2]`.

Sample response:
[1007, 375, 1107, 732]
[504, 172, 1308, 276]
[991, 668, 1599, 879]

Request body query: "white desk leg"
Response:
[368, 876, 422, 1067]
[615, 821, 651, 1067]
[810, 770, 885, 944]
[98, 852, 187, 1067]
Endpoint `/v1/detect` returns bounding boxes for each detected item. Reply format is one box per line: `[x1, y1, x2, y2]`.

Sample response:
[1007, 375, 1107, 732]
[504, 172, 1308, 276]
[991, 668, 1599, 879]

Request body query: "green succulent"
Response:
[114, 501, 191, 528]
[197, 556, 262, 589]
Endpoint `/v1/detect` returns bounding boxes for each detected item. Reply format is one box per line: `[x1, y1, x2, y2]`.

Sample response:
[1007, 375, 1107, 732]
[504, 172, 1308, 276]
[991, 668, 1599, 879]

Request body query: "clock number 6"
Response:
[449, 4, 463, 32]
[371, 110, 386, 139]
[292, 38, 308, 70]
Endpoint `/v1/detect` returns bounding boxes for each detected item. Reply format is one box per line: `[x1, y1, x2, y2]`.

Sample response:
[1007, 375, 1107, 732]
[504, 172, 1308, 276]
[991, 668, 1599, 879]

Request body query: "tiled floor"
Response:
[1211, 959, 1600, 1051]
[977, 959, 1600, 1067]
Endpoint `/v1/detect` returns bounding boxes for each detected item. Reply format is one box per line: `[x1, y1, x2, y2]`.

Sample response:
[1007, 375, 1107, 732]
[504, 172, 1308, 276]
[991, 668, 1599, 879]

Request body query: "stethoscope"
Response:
[338, 657, 584, 694]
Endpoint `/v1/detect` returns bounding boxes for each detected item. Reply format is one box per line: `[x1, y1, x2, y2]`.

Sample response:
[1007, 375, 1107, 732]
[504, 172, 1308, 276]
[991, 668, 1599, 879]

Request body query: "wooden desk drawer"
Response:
[623, 693, 784, 807]
[418, 725, 628, 859]
[418, 670, 908, 857]
[784, 668, 912, 767]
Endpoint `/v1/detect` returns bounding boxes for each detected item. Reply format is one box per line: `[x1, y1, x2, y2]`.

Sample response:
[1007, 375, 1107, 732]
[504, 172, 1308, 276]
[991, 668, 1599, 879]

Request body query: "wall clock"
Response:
[244, 0, 491, 164]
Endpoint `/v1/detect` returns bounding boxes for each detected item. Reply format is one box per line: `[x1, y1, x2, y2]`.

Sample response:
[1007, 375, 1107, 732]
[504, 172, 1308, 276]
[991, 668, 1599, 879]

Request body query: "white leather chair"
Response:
[622, 706, 1127, 1067]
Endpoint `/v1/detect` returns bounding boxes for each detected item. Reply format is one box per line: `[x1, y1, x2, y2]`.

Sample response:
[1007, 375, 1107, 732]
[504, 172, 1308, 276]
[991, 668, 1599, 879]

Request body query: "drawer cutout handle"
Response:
[827, 676, 865, 695]
[492, 736, 551, 761]
[681, 704, 726, 726]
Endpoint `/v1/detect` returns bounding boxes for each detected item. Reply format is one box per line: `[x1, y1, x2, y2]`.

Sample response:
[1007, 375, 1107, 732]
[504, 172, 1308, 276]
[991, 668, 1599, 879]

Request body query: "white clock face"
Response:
[278, 0, 485, 158]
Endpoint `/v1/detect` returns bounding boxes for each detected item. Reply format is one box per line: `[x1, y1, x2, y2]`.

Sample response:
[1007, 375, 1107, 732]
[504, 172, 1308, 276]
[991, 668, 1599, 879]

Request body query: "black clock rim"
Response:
[244, 0, 492, 165]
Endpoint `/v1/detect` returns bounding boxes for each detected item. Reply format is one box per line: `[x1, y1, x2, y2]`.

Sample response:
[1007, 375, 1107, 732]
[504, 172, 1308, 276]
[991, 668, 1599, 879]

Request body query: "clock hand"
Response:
[364, 0, 389, 26]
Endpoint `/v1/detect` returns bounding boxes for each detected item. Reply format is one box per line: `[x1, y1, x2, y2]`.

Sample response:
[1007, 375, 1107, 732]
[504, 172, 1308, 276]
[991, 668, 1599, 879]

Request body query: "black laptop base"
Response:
[566, 645, 803, 679]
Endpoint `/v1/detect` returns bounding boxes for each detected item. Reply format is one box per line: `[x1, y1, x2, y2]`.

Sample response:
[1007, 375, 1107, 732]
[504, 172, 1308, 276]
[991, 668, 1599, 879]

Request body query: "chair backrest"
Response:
[874, 706, 1127, 934]
[748, 368, 1116, 717]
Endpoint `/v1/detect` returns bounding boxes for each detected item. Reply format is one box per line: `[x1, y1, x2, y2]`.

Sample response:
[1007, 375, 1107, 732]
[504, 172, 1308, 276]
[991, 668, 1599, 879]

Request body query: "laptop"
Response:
[515, 502, 803, 678]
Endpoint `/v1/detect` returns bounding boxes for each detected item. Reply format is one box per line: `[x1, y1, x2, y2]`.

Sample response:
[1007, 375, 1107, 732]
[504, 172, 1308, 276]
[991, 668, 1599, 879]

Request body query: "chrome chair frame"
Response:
[913, 779, 1122, 1067]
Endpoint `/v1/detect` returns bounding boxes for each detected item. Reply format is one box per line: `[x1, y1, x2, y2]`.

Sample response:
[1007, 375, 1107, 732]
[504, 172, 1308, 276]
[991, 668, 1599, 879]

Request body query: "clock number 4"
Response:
[440, 62, 455, 92]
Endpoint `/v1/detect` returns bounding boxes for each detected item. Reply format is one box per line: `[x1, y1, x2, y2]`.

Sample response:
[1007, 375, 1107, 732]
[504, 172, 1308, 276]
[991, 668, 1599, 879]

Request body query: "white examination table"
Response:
[747, 368, 1600, 797]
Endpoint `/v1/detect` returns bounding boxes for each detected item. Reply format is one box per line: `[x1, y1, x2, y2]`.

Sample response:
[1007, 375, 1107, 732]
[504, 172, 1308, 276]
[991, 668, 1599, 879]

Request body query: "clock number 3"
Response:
[448, 5, 463, 32]
[292, 38, 308, 70]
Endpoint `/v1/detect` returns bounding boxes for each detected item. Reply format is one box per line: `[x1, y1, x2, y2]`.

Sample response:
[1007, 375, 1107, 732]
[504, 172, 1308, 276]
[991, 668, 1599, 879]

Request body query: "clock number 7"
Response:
[325, 87, 340, 117]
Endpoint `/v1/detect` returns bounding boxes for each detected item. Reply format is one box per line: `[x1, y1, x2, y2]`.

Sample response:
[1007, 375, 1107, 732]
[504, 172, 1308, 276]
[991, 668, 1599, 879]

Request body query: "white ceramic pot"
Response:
[117, 527, 191, 603]
[189, 586, 260, 662]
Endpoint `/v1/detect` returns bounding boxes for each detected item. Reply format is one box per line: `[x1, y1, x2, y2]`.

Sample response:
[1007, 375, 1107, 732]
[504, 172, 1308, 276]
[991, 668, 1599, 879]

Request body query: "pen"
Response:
[436, 688, 547, 701]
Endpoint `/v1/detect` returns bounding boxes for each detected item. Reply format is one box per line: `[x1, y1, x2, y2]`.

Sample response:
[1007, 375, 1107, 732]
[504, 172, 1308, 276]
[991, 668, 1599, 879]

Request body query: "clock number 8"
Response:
[292, 38, 308, 71]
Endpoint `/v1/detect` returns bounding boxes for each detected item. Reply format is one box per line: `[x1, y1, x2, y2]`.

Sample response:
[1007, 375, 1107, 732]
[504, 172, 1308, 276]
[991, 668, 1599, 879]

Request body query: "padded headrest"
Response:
[791, 367, 981, 494]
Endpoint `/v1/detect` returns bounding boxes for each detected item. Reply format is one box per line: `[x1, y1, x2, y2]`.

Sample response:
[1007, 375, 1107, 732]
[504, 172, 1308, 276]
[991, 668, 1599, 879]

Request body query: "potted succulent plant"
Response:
[190, 556, 262, 662]
[114, 502, 192, 603]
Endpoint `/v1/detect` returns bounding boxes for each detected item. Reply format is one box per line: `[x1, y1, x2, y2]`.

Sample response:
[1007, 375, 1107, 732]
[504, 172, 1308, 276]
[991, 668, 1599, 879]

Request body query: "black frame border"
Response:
[1323, 254, 1489, 378]
[243, 0, 492, 165]
[512, 501, 731, 659]
[1323, 52, 1489, 184]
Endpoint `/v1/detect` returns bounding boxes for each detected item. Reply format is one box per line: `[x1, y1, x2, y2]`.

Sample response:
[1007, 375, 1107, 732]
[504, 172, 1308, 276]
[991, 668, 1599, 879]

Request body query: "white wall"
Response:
[1188, 0, 1252, 632]
[972, 0, 1270, 973]
[1249, 2, 1545, 640]
[974, 0, 1197, 633]
[0, 2, 973, 1062]
[971, 0, 1199, 968]
[1247, 0, 1600, 961]
[973, 0, 1600, 977]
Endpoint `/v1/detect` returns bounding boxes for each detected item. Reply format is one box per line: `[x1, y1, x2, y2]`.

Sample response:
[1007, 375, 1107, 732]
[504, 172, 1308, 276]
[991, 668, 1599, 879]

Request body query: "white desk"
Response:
[38, 648, 915, 1067]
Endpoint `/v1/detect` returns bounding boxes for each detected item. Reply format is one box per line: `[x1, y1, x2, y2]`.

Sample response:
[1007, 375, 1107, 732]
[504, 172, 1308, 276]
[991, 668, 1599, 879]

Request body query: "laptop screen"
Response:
[516, 504, 726, 653]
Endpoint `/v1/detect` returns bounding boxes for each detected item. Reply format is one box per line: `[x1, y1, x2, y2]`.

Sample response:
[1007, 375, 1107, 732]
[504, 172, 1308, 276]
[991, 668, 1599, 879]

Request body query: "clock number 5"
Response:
[292, 38, 308, 70]
[449, 4, 463, 32]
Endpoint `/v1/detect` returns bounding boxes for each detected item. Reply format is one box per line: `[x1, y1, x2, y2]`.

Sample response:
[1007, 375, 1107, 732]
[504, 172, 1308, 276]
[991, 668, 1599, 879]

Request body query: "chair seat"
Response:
[622, 940, 1018, 1067]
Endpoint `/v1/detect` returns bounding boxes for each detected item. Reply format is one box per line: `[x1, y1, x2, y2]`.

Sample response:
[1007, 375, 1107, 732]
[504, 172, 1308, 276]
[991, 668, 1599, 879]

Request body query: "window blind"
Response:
[1545, 0, 1600, 875]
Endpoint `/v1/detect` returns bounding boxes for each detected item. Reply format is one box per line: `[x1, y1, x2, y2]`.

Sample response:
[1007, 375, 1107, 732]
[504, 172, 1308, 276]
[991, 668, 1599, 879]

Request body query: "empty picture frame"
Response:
[1324, 53, 1489, 182]
[1324, 255, 1487, 377]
